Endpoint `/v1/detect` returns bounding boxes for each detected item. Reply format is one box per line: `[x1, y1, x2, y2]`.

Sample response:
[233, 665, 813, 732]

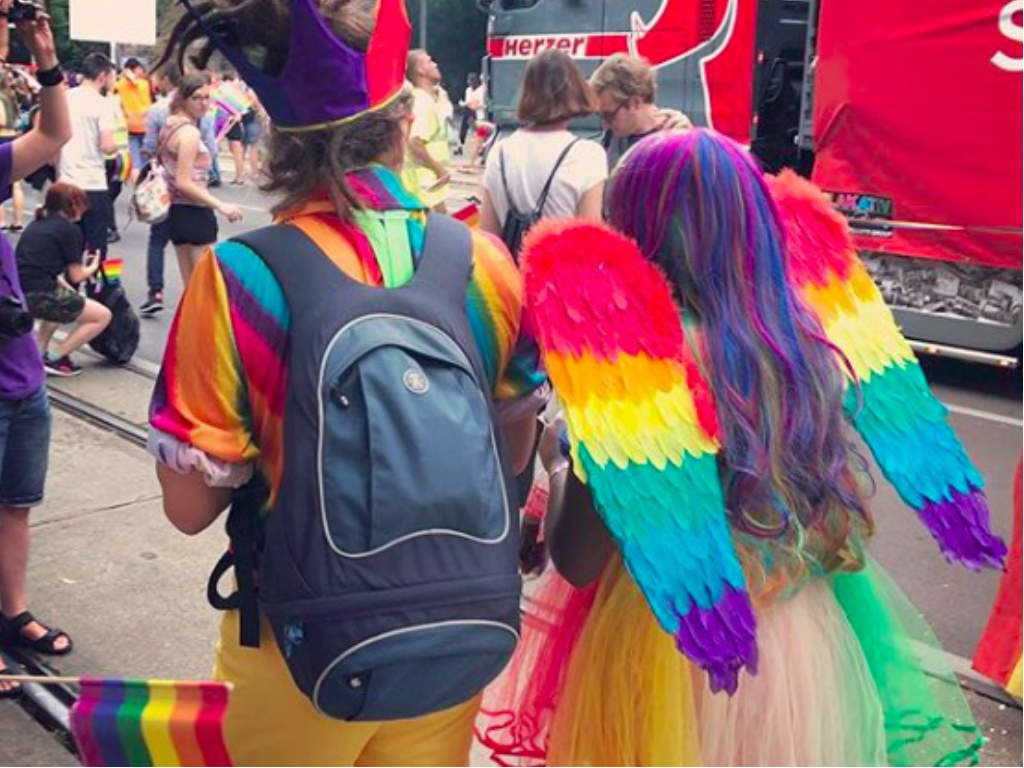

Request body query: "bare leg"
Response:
[248, 144, 262, 181]
[229, 140, 244, 183]
[51, 299, 112, 358]
[174, 244, 207, 286]
[10, 182, 23, 227]
[36, 321, 58, 355]
[0, 506, 69, 654]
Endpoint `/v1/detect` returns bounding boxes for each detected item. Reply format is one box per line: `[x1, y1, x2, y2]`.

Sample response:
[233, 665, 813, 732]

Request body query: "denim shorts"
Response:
[0, 386, 51, 507]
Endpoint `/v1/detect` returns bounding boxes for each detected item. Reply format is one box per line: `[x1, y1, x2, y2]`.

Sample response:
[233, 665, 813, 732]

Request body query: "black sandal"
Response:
[0, 611, 73, 656]
[0, 652, 22, 698]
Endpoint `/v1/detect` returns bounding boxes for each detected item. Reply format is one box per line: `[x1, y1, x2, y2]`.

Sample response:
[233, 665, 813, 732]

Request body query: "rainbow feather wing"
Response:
[769, 170, 1006, 570]
[523, 220, 757, 694]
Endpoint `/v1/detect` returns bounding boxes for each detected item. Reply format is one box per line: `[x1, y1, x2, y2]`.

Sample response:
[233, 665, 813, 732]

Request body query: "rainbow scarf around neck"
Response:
[522, 219, 757, 695]
[70, 678, 231, 766]
[768, 170, 1005, 571]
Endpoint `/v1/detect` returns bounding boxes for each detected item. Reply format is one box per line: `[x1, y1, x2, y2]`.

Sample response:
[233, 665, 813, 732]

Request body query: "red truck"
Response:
[479, 0, 1023, 366]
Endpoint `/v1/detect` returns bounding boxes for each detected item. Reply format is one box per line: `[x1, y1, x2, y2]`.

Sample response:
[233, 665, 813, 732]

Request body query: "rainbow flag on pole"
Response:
[70, 678, 232, 767]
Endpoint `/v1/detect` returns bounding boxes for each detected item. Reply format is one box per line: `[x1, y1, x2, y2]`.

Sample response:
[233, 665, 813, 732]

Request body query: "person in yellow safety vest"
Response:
[103, 92, 131, 242]
[401, 49, 451, 211]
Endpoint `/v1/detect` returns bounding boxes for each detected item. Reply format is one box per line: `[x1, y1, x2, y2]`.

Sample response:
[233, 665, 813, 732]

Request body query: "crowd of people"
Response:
[0, 0, 1017, 766]
[0, 43, 264, 372]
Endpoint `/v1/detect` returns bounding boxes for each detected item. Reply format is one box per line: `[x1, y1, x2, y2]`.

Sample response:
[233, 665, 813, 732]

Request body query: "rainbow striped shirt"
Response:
[149, 166, 545, 503]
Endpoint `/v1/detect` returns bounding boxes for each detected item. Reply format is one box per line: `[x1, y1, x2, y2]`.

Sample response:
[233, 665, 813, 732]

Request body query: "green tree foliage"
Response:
[407, 0, 488, 100]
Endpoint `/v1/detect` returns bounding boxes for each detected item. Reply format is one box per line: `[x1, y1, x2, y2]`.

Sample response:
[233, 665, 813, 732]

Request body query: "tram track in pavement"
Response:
[43, 350, 157, 450]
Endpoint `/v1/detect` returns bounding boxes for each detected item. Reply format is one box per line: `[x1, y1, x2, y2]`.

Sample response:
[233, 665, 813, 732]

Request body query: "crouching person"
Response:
[16, 182, 110, 377]
[148, 0, 545, 764]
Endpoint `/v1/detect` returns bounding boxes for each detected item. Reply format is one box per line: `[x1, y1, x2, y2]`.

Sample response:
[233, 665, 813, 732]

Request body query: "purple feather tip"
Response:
[673, 586, 758, 695]
[918, 486, 1007, 571]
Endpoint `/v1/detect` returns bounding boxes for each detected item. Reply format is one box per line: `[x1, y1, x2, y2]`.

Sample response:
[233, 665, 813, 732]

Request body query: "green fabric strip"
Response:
[352, 209, 415, 288]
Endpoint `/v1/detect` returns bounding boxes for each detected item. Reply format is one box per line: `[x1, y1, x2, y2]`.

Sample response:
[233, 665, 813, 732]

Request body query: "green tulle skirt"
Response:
[832, 558, 985, 766]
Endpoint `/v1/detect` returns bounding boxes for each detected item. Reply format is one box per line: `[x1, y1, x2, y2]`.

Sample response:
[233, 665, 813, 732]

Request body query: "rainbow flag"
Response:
[100, 259, 124, 286]
[212, 81, 253, 138]
[973, 459, 1022, 698]
[70, 678, 232, 767]
[767, 169, 1006, 571]
[452, 202, 480, 228]
[522, 219, 757, 694]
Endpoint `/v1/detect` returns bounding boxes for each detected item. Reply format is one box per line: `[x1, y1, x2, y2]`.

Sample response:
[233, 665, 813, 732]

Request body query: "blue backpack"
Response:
[208, 213, 522, 721]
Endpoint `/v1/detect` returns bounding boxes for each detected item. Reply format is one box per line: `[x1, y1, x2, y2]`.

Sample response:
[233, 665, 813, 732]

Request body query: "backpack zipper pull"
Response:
[330, 383, 350, 408]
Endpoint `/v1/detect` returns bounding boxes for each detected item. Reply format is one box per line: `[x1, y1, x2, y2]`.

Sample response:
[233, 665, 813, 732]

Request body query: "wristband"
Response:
[36, 65, 63, 87]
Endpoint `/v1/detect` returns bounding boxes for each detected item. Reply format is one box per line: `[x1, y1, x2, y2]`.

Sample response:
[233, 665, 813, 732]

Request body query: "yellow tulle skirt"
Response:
[546, 561, 702, 766]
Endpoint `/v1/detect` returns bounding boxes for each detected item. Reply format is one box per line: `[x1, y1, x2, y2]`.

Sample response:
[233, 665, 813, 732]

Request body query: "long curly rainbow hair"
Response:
[606, 128, 869, 540]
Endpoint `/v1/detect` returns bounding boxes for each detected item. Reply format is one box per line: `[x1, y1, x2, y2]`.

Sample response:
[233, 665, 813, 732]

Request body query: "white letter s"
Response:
[992, 0, 1024, 72]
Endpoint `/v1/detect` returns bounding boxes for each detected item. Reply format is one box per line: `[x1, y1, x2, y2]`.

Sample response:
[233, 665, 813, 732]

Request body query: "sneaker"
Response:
[208, 179, 222, 188]
[43, 354, 82, 377]
[139, 292, 164, 317]
[107, 228, 121, 244]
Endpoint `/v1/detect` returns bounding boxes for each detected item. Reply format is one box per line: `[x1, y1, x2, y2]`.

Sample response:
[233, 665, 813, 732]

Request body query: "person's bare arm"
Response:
[97, 127, 116, 157]
[172, 128, 241, 220]
[157, 463, 232, 535]
[500, 413, 538, 476]
[545, 466, 615, 586]
[576, 181, 605, 221]
[539, 421, 616, 586]
[479, 187, 502, 237]
[9, 10, 71, 182]
[65, 250, 100, 284]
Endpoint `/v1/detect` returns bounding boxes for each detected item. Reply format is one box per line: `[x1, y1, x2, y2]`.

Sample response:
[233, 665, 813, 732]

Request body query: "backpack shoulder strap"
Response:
[232, 222, 365, 304]
[498, 145, 522, 218]
[533, 137, 581, 217]
[412, 212, 474, 303]
[207, 475, 268, 648]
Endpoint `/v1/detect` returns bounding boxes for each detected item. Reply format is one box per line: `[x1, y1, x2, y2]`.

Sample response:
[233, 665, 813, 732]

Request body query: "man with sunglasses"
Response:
[590, 54, 692, 170]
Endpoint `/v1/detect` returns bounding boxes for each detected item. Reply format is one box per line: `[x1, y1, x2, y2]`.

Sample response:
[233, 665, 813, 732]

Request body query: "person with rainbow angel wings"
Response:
[477, 128, 1007, 766]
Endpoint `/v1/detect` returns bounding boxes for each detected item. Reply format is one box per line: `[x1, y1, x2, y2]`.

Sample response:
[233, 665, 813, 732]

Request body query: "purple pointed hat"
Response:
[178, 0, 412, 131]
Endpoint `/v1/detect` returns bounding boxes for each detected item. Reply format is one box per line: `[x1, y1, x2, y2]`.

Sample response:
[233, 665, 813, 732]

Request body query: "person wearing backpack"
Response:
[148, 0, 546, 764]
[479, 50, 606, 259]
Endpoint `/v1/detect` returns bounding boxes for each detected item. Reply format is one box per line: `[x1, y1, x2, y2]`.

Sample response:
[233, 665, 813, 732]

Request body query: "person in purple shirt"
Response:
[0, 0, 73, 697]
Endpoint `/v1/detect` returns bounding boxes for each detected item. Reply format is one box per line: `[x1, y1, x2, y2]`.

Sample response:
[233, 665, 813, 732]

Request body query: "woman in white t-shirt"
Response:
[480, 50, 605, 245]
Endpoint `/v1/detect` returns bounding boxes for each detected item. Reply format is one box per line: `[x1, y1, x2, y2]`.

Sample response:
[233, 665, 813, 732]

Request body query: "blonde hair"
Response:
[589, 54, 656, 105]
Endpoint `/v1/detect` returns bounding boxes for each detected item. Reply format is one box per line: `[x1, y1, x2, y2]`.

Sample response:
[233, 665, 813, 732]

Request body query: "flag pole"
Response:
[0, 675, 234, 689]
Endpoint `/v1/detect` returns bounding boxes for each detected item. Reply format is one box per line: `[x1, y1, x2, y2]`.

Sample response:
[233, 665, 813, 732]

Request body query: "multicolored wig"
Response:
[606, 128, 868, 539]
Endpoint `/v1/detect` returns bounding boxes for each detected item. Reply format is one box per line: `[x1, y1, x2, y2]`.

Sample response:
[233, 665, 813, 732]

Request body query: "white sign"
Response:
[70, 0, 157, 46]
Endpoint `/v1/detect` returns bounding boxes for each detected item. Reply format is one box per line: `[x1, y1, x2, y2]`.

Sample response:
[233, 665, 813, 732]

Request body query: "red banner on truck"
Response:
[811, 1, 1023, 268]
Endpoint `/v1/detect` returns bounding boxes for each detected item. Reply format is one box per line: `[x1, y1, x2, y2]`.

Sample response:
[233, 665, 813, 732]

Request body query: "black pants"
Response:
[80, 190, 113, 258]
[459, 108, 476, 146]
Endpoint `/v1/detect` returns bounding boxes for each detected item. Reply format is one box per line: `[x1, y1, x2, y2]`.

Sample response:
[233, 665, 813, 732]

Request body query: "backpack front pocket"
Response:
[318, 315, 510, 557]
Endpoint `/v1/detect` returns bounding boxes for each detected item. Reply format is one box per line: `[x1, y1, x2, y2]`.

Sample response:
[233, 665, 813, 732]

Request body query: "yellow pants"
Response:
[213, 612, 481, 766]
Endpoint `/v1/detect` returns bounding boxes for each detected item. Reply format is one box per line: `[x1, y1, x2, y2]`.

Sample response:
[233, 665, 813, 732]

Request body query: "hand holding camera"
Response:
[82, 250, 101, 276]
[0, 1, 58, 71]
